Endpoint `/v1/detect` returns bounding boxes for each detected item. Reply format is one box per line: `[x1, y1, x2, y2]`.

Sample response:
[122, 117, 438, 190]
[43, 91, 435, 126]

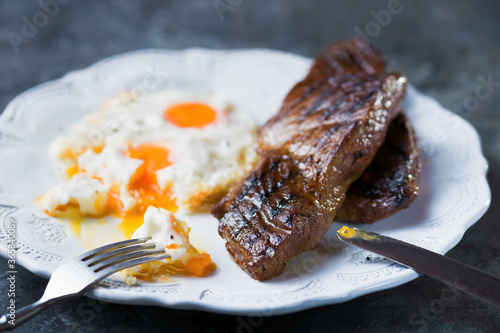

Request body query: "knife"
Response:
[336, 226, 500, 308]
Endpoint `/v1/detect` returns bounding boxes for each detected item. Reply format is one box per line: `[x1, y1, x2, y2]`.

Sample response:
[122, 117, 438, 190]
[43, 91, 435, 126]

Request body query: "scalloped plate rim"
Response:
[0, 47, 491, 315]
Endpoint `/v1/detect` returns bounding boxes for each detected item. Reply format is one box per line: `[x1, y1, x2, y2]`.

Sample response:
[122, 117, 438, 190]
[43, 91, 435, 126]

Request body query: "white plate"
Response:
[0, 48, 490, 315]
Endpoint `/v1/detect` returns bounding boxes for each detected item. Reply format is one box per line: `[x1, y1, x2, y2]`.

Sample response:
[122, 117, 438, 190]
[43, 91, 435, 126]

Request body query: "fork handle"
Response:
[0, 294, 79, 331]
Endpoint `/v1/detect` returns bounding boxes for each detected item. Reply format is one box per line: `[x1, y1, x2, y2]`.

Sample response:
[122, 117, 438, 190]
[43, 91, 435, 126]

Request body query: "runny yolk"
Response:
[127, 144, 171, 191]
[54, 144, 178, 237]
[164, 103, 217, 128]
[120, 144, 177, 237]
[49, 143, 216, 278]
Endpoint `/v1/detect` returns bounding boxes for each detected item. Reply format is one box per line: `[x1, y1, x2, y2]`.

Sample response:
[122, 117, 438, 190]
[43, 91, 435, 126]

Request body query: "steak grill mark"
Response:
[213, 38, 409, 280]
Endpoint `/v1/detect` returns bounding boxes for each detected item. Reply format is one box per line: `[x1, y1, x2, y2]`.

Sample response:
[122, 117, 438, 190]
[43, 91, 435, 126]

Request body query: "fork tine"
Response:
[0, 238, 170, 331]
[91, 249, 168, 272]
[86, 243, 156, 267]
[95, 253, 171, 278]
[77, 237, 152, 261]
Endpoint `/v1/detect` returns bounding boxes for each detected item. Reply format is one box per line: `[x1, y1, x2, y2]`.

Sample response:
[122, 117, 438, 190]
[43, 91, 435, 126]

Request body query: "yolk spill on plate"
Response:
[51, 144, 178, 238]
[42, 114, 219, 279]
[67, 214, 83, 238]
[120, 143, 177, 237]
[53, 148, 215, 278]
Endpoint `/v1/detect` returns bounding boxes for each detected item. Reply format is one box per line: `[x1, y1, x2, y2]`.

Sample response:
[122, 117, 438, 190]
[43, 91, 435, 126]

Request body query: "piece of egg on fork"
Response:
[123, 206, 216, 284]
[131, 206, 190, 261]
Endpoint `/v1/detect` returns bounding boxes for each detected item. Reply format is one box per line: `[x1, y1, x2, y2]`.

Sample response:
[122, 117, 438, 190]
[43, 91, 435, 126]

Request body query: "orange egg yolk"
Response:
[113, 144, 176, 236]
[164, 103, 217, 128]
[50, 143, 216, 278]
[134, 246, 216, 279]
[126, 144, 171, 192]
[56, 144, 177, 234]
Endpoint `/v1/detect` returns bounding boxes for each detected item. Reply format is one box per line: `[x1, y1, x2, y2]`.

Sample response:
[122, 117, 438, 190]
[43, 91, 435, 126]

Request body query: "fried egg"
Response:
[36, 90, 258, 226]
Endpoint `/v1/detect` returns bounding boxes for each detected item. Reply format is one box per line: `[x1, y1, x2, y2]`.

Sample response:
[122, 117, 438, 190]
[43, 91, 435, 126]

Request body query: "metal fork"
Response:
[0, 237, 170, 331]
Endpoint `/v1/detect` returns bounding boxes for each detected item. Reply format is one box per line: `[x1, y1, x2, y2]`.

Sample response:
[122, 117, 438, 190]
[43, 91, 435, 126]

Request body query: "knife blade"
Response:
[337, 226, 500, 308]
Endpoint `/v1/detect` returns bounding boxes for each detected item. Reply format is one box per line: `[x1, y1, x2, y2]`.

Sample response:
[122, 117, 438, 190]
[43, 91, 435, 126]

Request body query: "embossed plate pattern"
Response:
[0, 49, 490, 315]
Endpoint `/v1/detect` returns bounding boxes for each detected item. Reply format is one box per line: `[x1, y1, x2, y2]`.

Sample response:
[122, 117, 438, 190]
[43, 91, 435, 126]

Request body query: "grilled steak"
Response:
[212, 38, 408, 280]
[336, 112, 422, 223]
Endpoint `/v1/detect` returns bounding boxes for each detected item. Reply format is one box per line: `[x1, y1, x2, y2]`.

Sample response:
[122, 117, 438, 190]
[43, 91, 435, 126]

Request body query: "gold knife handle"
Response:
[337, 227, 500, 308]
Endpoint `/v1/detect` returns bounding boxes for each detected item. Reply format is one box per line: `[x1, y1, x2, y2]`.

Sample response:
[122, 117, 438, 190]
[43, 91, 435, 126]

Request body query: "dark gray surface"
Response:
[0, 0, 499, 332]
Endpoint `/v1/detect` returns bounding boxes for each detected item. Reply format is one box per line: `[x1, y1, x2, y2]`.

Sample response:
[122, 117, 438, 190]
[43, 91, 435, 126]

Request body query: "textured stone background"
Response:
[0, 0, 499, 332]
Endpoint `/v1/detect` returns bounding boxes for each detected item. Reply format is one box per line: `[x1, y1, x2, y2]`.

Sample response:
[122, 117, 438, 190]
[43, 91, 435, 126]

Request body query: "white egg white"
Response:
[38, 90, 258, 215]
[132, 206, 190, 261]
